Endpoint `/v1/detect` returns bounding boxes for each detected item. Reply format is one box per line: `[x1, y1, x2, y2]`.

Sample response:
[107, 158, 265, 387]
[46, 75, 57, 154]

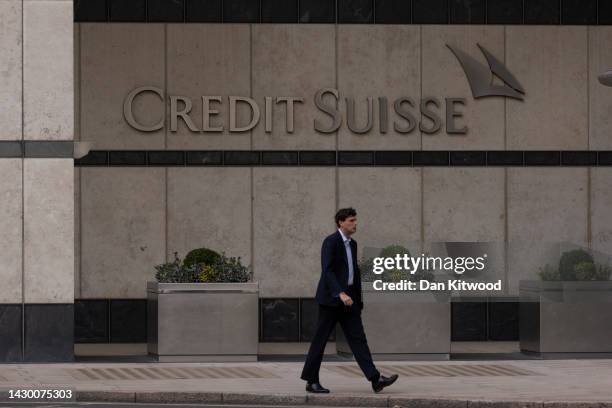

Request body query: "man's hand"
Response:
[339, 292, 353, 306]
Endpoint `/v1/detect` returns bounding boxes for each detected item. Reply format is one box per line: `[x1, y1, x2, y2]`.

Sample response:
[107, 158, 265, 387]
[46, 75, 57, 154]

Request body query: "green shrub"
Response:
[558, 249, 594, 281]
[155, 250, 252, 283]
[537, 264, 560, 281]
[155, 252, 202, 283]
[183, 247, 221, 268]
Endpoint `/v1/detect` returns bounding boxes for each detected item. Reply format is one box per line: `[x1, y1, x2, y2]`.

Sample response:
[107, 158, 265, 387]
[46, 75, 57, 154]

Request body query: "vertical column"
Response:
[22, 0, 74, 362]
[0, 0, 23, 363]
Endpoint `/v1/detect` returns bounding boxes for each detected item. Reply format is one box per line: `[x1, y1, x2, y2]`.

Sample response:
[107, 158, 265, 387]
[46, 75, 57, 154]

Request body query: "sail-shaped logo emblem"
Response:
[447, 43, 525, 101]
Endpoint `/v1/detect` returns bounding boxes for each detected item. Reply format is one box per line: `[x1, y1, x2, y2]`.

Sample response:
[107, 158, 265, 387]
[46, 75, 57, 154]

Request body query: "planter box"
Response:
[520, 280, 612, 355]
[147, 281, 259, 362]
[336, 286, 451, 360]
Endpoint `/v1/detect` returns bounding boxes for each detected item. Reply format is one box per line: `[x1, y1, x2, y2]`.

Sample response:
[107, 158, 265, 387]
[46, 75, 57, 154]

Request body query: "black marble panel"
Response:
[375, 151, 412, 166]
[109, 151, 147, 166]
[300, 298, 335, 342]
[561, 151, 598, 166]
[486, 151, 524, 166]
[598, 151, 612, 165]
[148, 0, 185, 22]
[413, 151, 449, 166]
[451, 301, 487, 341]
[524, 151, 560, 166]
[109, 0, 146, 21]
[74, 300, 109, 343]
[75, 0, 108, 21]
[110, 299, 147, 343]
[374, 0, 411, 23]
[338, 151, 375, 165]
[488, 301, 519, 341]
[0, 304, 22, 362]
[262, 0, 298, 22]
[224, 151, 261, 165]
[339, 0, 374, 23]
[0, 141, 23, 158]
[262, 151, 299, 165]
[185, 0, 222, 22]
[75, 151, 109, 166]
[186, 151, 223, 165]
[147, 151, 186, 166]
[24, 141, 73, 158]
[487, 0, 523, 24]
[299, 151, 336, 165]
[450, 0, 485, 24]
[450, 151, 486, 166]
[413, 0, 448, 24]
[223, 0, 260, 22]
[524, 0, 560, 24]
[561, 0, 597, 24]
[299, 0, 336, 23]
[24, 304, 74, 362]
[261, 298, 299, 342]
[600, 0, 612, 24]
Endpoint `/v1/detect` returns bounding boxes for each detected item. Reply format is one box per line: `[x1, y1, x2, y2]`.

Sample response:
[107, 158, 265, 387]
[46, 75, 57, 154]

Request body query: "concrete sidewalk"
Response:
[1, 359, 612, 407]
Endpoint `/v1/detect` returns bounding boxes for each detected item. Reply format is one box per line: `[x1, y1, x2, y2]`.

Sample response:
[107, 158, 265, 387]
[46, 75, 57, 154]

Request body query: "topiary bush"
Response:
[183, 247, 221, 268]
[558, 249, 594, 281]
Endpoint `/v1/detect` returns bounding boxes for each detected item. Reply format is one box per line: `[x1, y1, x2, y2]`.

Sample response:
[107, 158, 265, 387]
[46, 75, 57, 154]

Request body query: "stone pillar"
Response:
[0, 0, 74, 362]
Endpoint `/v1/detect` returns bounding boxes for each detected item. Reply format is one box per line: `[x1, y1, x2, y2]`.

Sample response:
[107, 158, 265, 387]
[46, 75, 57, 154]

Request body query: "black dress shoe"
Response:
[306, 382, 330, 393]
[371, 374, 399, 393]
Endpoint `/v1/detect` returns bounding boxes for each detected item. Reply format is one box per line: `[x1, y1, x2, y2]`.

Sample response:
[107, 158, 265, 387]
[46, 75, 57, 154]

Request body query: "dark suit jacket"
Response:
[315, 230, 364, 310]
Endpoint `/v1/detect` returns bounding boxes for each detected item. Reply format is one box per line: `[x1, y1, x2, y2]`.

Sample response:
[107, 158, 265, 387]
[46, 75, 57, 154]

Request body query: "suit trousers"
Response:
[300, 285, 380, 383]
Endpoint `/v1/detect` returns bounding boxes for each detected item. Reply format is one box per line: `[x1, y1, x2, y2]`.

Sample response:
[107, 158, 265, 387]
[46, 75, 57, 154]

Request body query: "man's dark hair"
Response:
[335, 207, 357, 227]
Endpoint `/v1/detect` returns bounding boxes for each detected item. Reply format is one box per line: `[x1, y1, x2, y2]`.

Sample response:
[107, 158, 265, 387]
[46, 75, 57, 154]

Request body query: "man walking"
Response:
[300, 208, 398, 393]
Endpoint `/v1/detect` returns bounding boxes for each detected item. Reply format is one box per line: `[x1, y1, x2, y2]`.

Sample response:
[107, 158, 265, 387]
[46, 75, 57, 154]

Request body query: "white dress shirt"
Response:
[338, 228, 354, 285]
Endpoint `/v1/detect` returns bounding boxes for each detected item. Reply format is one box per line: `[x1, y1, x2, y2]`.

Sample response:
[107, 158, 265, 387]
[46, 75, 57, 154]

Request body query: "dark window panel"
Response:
[561, 151, 597, 166]
[488, 301, 519, 341]
[561, 0, 597, 24]
[148, 0, 185, 22]
[262, 0, 298, 22]
[524, 0, 560, 24]
[375, 151, 412, 165]
[339, 0, 374, 23]
[450, 0, 485, 24]
[75, 151, 109, 166]
[24, 304, 74, 362]
[299, 0, 336, 23]
[147, 151, 186, 166]
[75, 300, 109, 343]
[109, 151, 146, 166]
[524, 151, 560, 166]
[451, 301, 487, 341]
[186, 151, 223, 165]
[0, 304, 22, 362]
[338, 151, 375, 165]
[224, 151, 261, 165]
[486, 151, 524, 166]
[224, 0, 260, 22]
[74, 0, 108, 22]
[486, 0, 523, 24]
[299, 151, 336, 165]
[110, 300, 147, 343]
[261, 299, 299, 342]
[600, 0, 612, 24]
[300, 299, 335, 342]
[413, 151, 449, 166]
[109, 0, 146, 21]
[185, 0, 222, 22]
[450, 151, 486, 166]
[413, 0, 448, 24]
[598, 151, 612, 165]
[375, 0, 411, 23]
[261, 151, 299, 165]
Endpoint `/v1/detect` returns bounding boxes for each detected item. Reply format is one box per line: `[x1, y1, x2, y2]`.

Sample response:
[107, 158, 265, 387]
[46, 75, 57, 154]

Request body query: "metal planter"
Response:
[520, 280, 612, 355]
[336, 286, 451, 360]
[147, 281, 259, 362]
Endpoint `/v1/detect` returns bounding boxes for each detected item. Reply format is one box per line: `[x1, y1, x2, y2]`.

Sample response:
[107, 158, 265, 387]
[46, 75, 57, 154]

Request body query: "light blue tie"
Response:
[345, 240, 354, 285]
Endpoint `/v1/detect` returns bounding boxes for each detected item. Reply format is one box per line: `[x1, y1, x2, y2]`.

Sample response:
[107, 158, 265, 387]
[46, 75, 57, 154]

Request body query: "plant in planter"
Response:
[536, 249, 611, 281]
[521, 247, 612, 354]
[148, 247, 258, 362]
